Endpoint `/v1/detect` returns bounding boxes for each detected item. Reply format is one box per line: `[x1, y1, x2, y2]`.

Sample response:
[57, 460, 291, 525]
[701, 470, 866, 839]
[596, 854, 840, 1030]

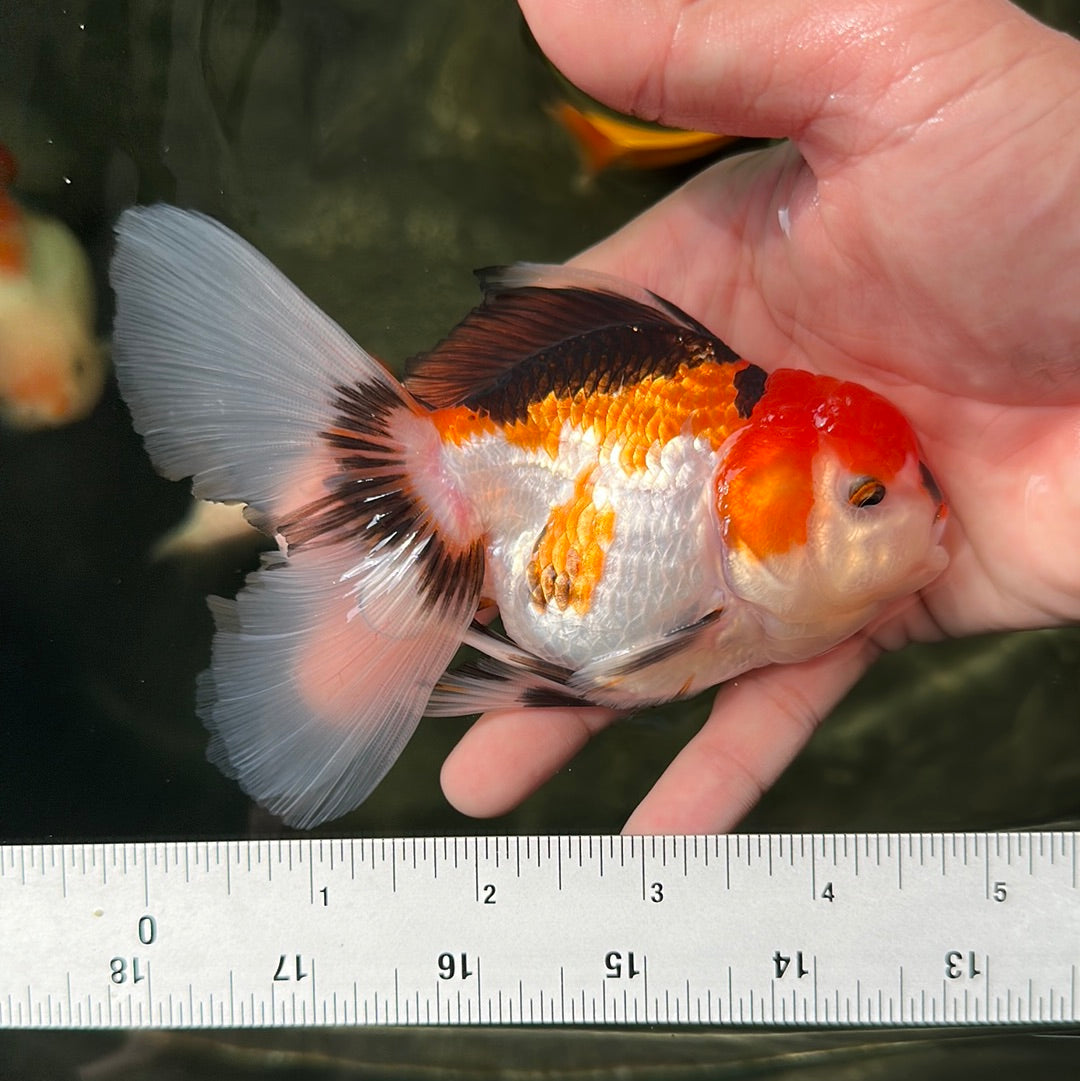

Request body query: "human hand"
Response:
[441, 0, 1080, 833]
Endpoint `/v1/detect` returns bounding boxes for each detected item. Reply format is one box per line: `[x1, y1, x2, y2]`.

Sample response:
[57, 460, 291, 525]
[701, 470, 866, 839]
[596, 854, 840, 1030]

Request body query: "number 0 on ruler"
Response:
[1, 832, 1076, 1028]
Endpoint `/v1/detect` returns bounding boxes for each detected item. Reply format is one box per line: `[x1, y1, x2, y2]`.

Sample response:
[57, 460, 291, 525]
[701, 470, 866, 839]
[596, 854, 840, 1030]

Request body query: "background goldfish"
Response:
[0, 143, 104, 430]
[551, 101, 737, 174]
[111, 205, 947, 828]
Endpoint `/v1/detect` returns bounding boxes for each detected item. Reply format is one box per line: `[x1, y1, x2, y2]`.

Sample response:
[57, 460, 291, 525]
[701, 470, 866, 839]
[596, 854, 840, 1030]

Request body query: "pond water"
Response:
[1, 1, 1078, 1077]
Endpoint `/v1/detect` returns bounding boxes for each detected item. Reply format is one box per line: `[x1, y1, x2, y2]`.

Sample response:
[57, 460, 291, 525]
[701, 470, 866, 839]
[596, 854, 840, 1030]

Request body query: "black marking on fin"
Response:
[425, 621, 598, 714]
[520, 686, 595, 709]
[405, 280, 741, 415]
[593, 609, 725, 683]
[733, 363, 768, 418]
[277, 379, 484, 610]
[464, 620, 578, 683]
[426, 656, 589, 714]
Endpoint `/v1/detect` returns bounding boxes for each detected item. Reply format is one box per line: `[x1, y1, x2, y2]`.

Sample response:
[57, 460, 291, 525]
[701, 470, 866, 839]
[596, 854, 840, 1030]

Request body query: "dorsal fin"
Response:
[404, 262, 732, 408]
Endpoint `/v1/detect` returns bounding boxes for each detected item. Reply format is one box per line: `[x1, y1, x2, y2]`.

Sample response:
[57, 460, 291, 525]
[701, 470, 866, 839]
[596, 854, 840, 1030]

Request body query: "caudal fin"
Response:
[111, 205, 483, 827]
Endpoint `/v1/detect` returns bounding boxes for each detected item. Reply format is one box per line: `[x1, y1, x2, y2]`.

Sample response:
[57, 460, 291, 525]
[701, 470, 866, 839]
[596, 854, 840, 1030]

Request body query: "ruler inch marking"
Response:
[2, 830, 1077, 1030]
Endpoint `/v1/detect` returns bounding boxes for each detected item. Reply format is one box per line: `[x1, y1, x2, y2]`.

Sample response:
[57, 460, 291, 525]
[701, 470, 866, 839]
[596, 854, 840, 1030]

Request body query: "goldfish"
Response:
[552, 101, 736, 173]
[0, 144, 104, 429]
[110, 205, 948, 828]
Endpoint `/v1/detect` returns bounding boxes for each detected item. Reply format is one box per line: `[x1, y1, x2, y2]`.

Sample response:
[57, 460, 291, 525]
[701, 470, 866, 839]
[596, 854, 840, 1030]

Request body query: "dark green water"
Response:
[1, 1, 1078, 1077]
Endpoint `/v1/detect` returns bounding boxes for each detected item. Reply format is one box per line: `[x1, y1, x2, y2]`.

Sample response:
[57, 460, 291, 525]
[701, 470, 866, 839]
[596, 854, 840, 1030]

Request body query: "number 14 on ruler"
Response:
[0, 832, 1076, 1028]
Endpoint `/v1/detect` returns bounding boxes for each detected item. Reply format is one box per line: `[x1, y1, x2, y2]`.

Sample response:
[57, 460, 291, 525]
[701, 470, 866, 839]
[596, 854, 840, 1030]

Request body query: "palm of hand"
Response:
[440, 0, 1080, 832]
[604, 143, 1080, 645]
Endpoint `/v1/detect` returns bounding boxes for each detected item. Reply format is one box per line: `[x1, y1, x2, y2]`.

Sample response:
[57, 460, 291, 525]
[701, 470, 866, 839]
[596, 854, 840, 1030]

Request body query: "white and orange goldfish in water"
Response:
[111, 206, 948, 827]
[0, 144, 104, 429]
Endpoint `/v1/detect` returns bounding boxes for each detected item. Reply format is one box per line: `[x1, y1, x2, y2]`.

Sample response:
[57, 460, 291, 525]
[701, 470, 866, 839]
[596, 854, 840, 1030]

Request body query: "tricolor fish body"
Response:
[111, 206, 947, 827]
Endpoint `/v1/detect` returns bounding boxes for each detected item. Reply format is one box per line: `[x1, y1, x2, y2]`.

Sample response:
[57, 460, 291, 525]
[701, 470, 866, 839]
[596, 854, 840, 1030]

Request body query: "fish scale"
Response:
[444, 422, 723, 669]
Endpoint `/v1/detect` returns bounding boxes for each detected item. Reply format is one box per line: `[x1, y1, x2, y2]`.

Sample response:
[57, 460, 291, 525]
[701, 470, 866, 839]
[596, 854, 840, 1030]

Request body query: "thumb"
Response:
[520, 0, 1051, 162]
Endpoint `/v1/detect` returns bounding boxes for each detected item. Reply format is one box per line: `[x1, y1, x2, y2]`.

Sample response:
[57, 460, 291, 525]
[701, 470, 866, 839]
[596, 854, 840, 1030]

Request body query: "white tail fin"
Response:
[111, 205, 482, 827]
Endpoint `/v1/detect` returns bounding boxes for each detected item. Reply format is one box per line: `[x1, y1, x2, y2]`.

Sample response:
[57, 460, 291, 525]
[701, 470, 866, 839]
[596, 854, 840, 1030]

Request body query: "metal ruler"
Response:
[1, 832, 1077, 1029]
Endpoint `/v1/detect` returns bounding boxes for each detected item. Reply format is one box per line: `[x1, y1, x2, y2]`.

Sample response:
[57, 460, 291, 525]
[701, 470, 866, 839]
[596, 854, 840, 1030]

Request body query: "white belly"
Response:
[445, 426, 730, 671]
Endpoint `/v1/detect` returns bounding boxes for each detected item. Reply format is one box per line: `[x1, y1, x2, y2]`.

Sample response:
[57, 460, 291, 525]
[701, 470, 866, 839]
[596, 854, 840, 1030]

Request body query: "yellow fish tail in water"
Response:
[552, 102, 735, 173]
[111, 206, 947, 828]
[0, 143, 105, 429]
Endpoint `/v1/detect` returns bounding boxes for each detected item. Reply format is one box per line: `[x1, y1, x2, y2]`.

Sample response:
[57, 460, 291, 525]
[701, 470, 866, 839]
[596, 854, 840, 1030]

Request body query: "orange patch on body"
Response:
[502, 360, 752, 470]
[429, 405, 498, 446]
[527, 468, 615, 615]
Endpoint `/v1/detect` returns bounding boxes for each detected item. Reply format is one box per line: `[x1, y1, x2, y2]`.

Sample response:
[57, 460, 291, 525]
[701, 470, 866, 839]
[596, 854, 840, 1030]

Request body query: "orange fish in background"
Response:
[552, 101, 736, 174]
[0, 143, 104, 429]
[111, 206, 947, 828]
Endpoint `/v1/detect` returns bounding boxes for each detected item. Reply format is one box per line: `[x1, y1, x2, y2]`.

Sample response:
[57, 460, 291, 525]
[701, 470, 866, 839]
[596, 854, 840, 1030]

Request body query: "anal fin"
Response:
[203, 531, 484, 828]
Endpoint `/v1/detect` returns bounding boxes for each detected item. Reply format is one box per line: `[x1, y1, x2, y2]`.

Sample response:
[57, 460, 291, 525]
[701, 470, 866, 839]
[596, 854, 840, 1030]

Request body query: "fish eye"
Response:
[848, 477, 886, 508]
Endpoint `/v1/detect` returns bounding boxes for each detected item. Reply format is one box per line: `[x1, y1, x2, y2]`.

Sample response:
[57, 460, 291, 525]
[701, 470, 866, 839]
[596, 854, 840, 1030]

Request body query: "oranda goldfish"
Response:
[0, 143, 104, 429]
[111, 205, 948, 828]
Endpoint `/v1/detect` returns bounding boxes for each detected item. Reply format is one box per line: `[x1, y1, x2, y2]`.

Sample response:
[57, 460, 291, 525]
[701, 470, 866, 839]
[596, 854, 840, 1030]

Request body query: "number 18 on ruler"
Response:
[1, 832, 1077, 1028]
